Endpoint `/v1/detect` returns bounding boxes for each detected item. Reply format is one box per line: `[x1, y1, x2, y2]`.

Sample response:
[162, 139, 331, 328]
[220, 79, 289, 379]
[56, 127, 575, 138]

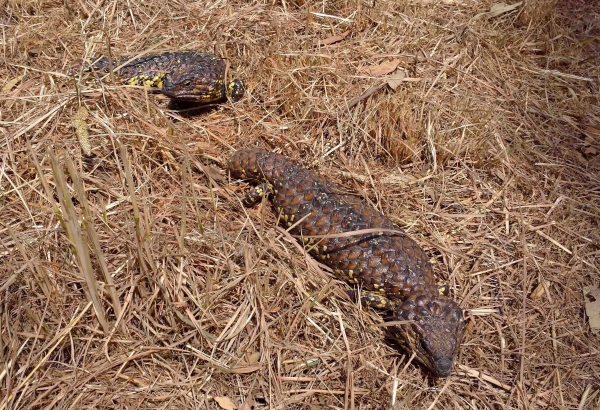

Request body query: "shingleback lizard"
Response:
[227, 148, 466, 377]
[76, 50, 244, 103]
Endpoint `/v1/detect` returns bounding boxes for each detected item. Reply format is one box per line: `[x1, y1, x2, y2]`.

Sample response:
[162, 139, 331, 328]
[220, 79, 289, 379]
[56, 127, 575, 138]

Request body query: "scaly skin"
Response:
[227, 148, 466, 377]
[79, 51, 244, 102]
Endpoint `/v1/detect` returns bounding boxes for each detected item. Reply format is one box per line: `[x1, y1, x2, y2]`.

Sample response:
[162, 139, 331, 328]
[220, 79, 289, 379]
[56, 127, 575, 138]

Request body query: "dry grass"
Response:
[1, 0, 599, 408]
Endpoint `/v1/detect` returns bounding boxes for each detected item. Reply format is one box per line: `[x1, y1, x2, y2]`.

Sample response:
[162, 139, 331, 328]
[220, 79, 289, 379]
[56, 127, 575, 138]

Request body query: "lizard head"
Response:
[162, 70, 244, 103]
[226, 78, 245, 101]
[391, 294, 466, 377]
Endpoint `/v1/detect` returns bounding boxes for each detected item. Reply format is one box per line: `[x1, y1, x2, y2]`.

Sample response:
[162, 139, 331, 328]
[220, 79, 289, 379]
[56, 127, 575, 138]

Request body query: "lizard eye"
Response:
[183, 80, 192, 87]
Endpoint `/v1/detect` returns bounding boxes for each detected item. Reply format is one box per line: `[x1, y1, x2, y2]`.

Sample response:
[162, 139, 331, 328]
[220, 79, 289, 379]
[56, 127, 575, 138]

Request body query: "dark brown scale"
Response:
[228, 148, 466, 378]
[76, 51, 244, 103]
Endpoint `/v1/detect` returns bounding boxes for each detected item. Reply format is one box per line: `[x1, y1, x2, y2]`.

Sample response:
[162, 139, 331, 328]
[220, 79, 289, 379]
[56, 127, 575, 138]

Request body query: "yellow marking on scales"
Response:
[362, 292, 392, 309]
[227, 80, 237, 95]
[374, 299, 388, 308]
[127, 73, 166, 89]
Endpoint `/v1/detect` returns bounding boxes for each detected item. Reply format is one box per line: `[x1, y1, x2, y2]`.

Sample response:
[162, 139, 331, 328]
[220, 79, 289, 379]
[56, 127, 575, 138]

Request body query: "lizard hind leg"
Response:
[361, 291, 396, 310]
[243, 182, 273, 206]
[346, 289, 396, 310]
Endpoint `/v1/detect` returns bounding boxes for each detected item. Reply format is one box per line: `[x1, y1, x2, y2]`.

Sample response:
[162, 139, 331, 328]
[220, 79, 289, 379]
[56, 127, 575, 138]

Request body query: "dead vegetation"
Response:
[1, 0, 599, 408]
